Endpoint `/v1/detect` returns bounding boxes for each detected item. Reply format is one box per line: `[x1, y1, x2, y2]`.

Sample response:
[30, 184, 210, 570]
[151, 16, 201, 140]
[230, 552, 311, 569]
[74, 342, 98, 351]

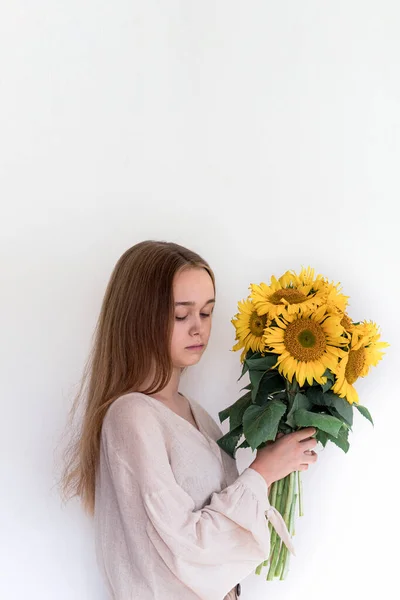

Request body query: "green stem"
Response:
[280, 546, 291, 580]
[275, 472, 295, 578]
[266, 477, 287, 580]
[270, 478, 279, 507]
[276, 477, 286, 514]
[285, 379, 299, 413]
[263, 480, 279, 566]
[267, 536, 282, 580]
[282, 471, 295, 526]
[291, 470, 298, 535]
[278, 491, 297, 581]
[277, 498, 297, 582]
[267, 480, 278, 531]
[268, 478, 284, 561]
[298, 470, 304, 517]
[256, 478, 280, 575]
[275, 543, 287, 578]
[290, 493, 297, 536]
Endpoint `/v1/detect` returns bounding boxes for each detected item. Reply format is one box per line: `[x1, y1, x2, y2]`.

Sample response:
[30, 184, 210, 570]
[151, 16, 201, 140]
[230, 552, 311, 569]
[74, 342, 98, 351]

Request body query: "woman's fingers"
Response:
[303, 450, 318, 462]
[294, 427, 316, 441]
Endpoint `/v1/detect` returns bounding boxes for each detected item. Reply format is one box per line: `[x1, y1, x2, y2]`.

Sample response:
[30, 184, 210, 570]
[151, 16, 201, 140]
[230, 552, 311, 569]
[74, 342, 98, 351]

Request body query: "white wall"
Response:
[1, 1, 399, 598]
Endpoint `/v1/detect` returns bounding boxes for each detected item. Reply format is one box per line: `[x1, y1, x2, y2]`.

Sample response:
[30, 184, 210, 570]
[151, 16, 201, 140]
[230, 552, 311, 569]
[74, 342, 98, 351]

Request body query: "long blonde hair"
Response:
[59, 240, 215, 515]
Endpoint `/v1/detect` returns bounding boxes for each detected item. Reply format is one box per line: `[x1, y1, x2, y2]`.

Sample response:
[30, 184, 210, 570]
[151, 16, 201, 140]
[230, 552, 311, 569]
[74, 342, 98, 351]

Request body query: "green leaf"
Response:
[306, 387, 334, 406]
[280, 423, 293, 434]
[271, 391, 287, 401]
[216, 425, 243, 459]
[321, 380, 333, 393]
[293, 408, 344, 438]
[327, 406, 352, 429]
[245, 353, 278, 371]
[229, 391, 252, 430]
[255, 372, 286, 405]
[306, 388, 353, 427]
[322, 368, 335, 382]
[218, 391, 251, 424]
[238, 349, 257, 380]
[354, 404, 374, 426]
[249, 370, 265, 402]
[239, 360, 250, 381]
[286, 393, 312, 428]
[237, 438, 250, 449]
[218, 406, 231, 424]
[328, 393, 353, 427]
[243, 400, 287, 450]
[326, 426, 350, 453]
[321, 369, 335, 392]
[316, 429, 329, 447]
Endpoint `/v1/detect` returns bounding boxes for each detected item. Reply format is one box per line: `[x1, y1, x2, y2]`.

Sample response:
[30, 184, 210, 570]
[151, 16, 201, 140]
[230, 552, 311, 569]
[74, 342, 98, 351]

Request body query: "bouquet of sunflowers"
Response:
[216, 267, 388, 581]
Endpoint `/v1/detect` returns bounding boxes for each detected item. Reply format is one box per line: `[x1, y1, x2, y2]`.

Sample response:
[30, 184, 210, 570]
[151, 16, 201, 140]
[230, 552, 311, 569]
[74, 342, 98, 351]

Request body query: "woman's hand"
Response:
[249, 428, 318, 488]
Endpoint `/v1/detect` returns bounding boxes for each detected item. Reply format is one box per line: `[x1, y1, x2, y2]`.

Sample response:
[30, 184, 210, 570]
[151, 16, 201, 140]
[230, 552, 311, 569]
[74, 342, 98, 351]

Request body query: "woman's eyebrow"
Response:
[175, 298, 216, 306]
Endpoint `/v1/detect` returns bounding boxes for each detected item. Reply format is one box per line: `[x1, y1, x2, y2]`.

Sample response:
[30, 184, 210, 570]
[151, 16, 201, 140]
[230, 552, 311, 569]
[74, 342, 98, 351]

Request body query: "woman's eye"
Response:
[175, 313, 212, 321]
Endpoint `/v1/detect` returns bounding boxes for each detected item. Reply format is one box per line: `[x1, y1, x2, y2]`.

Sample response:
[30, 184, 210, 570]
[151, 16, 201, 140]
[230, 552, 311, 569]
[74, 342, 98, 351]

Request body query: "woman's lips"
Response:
[186, 344, 204, 350]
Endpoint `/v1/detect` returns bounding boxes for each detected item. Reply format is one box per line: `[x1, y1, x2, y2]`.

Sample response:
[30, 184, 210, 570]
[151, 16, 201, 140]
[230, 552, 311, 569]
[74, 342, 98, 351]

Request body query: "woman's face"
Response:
[170, 267, 215, 368]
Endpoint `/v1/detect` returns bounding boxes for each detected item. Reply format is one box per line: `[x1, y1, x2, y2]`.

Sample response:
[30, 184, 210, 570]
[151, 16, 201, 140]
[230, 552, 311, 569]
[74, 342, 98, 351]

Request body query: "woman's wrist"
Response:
[249, 462, 274, 489]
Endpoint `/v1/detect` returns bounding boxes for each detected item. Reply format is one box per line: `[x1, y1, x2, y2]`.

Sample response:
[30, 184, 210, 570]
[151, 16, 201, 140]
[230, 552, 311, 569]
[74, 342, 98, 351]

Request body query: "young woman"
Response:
[61, 240, 318, 600]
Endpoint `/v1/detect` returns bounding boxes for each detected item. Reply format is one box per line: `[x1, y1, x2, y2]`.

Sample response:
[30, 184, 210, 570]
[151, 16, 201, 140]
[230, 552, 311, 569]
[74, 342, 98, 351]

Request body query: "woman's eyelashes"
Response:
[175, 313, 212, 321]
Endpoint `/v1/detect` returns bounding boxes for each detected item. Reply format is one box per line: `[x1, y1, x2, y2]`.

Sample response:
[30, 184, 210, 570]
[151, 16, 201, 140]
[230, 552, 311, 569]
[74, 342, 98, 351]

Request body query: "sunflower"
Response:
[295, 266, 324, 288]
[332, 321, 389, 404]
[312, 278, 349, 315]
[292, 266, 349, 315]
[339, 312, 355, 333]
[262, 306, 348, 387]
[231, 298, 269, 362]
[250, 268, 326, 320]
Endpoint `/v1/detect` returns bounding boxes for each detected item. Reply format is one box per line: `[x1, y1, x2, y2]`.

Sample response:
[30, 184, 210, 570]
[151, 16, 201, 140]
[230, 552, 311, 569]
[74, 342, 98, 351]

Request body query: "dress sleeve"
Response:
[102, 395, 294, 600]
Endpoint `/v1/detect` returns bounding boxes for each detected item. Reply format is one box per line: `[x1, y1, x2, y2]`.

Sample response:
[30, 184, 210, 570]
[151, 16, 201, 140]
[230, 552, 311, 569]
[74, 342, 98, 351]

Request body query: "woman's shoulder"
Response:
[100, 393, 170, 463]
[102, 392, 161, 435]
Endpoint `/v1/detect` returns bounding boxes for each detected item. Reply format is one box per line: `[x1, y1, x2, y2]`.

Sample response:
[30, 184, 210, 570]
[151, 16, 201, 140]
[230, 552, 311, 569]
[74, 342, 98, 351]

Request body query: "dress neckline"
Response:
[135, 392, 227, 484]
[135, 391, 204, 438]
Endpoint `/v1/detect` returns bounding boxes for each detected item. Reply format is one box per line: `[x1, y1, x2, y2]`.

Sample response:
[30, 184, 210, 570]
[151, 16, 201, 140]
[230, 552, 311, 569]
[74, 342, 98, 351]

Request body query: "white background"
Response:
[1, 1, 399, 599]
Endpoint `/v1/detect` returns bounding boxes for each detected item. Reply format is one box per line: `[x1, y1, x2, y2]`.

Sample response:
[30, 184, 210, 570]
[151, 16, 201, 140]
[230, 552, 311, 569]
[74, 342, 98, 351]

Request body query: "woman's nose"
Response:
[189, 315, 203, 335]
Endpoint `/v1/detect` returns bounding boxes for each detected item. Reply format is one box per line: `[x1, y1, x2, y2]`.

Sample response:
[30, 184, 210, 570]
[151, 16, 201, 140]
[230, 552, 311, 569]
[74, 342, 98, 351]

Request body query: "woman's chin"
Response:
[174, 351, 204, 368]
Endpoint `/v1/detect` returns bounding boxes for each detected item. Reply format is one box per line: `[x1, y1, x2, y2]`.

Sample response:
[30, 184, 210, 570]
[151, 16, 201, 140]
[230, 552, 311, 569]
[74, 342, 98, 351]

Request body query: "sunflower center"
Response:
[269, 288, 307, 305]
[249, 312, 267, 337]
[345, 348, 366, 384]
[298, 330, 316, 348]
[284, 318, 326, 361]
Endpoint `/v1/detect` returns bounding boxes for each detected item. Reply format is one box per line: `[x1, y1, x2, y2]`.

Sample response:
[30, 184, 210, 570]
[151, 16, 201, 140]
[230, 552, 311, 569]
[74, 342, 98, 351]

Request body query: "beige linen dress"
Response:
[94, 392, 294, 599]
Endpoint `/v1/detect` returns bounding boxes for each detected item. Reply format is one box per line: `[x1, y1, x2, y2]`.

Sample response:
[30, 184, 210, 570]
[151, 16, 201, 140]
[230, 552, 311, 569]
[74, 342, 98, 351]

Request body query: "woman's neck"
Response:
[139, 366, 183, 405]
